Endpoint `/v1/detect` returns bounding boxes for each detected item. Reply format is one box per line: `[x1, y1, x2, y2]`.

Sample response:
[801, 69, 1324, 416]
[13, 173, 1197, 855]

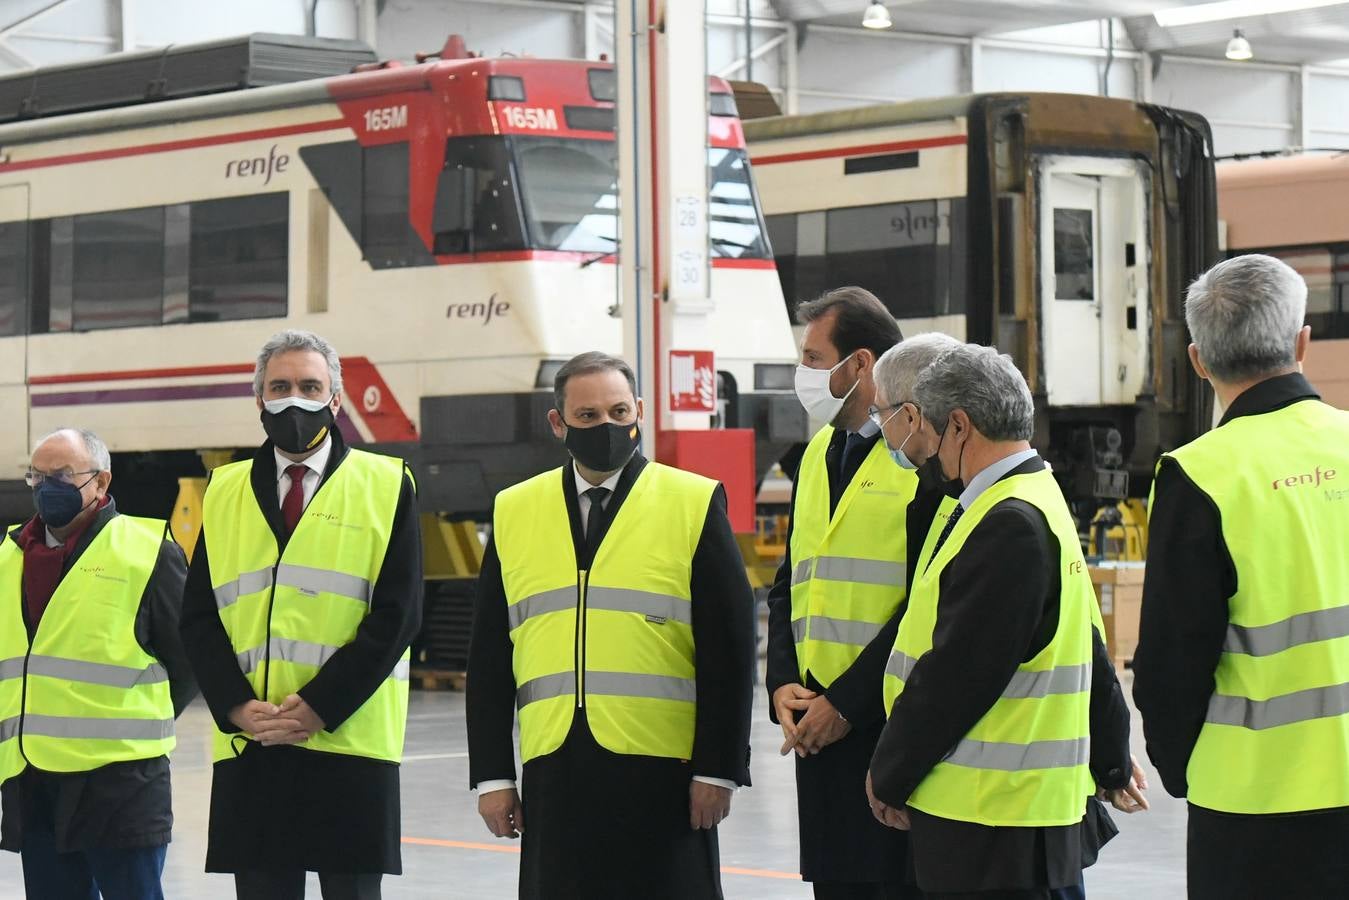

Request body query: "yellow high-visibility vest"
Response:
[494, 462, 716, 764]
[202, 450, 409, 763]
[883, 468, 1098, 827]
[789, 427, 916, 686]
[1164, 398, 1349, 814]
[0, 515, 175, 780]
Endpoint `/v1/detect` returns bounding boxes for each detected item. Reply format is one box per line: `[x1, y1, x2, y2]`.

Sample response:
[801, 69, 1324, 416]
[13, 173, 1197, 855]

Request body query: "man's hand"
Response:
[865, 770, 910, 830]
[479, 788, 524, 838]
[771, 683, 817, 751]
[253, 694, 326, 746]
[1100, 754, 1150, 814]
[689, 781, 733, 830]
[227, 699, 280, 736]
[782, 694, 851, 757]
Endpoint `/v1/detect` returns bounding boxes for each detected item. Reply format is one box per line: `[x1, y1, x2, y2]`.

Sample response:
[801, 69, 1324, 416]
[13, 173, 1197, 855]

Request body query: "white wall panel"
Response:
[378, 0, 582, 63]
[1153, 59, 1296, 156]
[977, 45, 1136, 98]
[796, 30, 963, 107]
[1307, 70, 1349, 145]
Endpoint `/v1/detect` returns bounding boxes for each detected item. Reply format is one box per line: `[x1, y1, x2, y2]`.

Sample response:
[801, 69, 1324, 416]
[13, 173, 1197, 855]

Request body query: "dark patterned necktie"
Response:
[926, 503, 965, 571]
[584, 487, 611, 554]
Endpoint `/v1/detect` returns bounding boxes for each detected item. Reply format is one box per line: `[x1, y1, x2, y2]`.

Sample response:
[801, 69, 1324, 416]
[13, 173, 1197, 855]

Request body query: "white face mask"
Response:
[794, 353, 859, 423]
[263, 395, 332, 414]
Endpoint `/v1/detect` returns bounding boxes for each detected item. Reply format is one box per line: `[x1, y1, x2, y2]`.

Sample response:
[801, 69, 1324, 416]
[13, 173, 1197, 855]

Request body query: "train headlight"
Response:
[535, 359, 567, 391]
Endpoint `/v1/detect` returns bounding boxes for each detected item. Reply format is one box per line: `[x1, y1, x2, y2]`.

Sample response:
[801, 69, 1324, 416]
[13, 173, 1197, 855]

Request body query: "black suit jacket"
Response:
[467, 453, 756, 787]
[869, 454, 1127, 892]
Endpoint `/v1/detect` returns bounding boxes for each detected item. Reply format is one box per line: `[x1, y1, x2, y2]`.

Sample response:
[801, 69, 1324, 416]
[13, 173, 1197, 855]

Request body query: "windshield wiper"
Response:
[579, 236, 619, 269]
[710, 237, 756, 255]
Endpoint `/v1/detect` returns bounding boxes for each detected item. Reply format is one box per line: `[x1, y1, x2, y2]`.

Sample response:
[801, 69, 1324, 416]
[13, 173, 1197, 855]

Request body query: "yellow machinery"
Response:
[1087, 499, 1148, 562]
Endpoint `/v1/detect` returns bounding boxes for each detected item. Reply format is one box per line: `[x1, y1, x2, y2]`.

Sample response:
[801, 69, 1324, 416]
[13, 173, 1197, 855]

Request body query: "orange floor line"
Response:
[400, 836, 802, 880]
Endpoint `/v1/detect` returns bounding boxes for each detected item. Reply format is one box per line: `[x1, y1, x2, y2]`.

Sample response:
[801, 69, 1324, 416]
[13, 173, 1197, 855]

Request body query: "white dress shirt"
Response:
[574, 466, 623, 534]
[478, 463, 737, 796]
[274, 437, 332, 513]
[958, 447, 1040, 510]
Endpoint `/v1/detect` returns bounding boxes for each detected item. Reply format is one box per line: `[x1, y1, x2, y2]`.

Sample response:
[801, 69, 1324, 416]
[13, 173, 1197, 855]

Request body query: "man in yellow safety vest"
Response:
[467, 351, 755, 899]
[1134, 254, 1349, 898]
[867, 344, 1102, 897]
[0, 427, 195, 899]
[180, 329, 422, 900]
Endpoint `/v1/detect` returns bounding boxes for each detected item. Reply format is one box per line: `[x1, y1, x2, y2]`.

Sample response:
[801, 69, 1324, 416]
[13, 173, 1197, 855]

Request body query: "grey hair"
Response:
[873, 332, 962, 410]
[34, 427, 112, 471]
[553, 351, 638, 411]
[1185, 254, 1307, 383]
[914, 344, 1034, 441]
[253, 329, 344, 397]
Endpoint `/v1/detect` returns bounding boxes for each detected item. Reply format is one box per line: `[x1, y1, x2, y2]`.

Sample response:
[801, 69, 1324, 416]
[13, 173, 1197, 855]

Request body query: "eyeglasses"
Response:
[867, 401, 915, 430]
[24, 469, 99, 488]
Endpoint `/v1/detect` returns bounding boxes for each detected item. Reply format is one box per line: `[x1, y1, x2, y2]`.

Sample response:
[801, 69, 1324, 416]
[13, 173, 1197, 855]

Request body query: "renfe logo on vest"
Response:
[1272, 466, 1337, 490]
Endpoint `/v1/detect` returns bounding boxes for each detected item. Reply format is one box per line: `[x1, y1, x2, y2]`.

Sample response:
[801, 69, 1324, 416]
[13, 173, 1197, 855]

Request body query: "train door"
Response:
[0, 183, 30, 500]
[1039, 156, 1150, 408]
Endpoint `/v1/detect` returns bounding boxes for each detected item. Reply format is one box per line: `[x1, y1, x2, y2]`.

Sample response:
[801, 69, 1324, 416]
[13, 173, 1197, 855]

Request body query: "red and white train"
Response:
[0, 35, 803, 523]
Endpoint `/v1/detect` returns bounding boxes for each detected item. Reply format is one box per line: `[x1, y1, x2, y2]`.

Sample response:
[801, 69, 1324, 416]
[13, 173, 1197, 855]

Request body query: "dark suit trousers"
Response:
[234, 870, 381, 900]
[812, 881, 915, 900]
[518, 715, 721, 900]
[1188, 803, 1349, 899]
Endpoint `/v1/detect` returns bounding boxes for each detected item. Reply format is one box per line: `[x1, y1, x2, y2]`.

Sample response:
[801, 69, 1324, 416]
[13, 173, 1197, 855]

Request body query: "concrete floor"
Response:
[0, 673, 1188, 899]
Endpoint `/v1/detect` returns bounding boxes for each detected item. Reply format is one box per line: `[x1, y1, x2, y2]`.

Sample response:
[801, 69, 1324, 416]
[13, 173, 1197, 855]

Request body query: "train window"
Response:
[708, 148, 769, 260]
[514, 137, 618, 252]
[47, 217, 74, 332]
[71, 206, 165, 331]
[440, 137, 527, 253]
[0, 220, 25, 337]
[822, 199, 966, 320]
[164, 203, 190, 324]
[1270, 248, 1339, 339]
[188, 193, 289, 322]
[362, 143, 415, 265]
[1053, 208, 1095, 301]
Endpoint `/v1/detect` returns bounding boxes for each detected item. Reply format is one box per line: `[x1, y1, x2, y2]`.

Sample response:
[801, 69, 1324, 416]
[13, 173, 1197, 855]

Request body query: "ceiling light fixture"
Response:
[862, 2, 893, 29]
[1225, 27, 1254, 58]
[1154, 0, 1348, 29]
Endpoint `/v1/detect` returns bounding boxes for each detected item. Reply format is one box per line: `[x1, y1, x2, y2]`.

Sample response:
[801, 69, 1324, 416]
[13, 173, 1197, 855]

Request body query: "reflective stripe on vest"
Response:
[494, 463, 715, 764]
[1166, 399, 1349, 814]
[788, 427, 916, 686]
[884, 468, 1096, 827]
[202, 450, 409, 763]
[0, 515, 176, 776]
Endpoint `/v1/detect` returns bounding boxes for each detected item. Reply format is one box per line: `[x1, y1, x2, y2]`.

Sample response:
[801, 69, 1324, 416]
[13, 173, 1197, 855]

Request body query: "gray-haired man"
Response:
[1134, 254, 1349, 898]
[865, 344, 1106, 898]
[180, 329, 422, 900]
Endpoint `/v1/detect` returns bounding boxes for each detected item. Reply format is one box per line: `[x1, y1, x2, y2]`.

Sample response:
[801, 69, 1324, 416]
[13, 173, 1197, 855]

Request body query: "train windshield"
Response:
[440, 136, 770, 257]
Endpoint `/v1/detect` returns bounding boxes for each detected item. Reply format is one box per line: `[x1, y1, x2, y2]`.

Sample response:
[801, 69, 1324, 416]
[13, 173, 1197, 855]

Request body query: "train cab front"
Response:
[316, 52, 803, 515]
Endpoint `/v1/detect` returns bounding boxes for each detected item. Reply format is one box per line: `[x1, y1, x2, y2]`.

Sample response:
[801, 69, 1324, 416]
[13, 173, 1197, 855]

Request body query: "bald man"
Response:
[0, 428, 196, 900]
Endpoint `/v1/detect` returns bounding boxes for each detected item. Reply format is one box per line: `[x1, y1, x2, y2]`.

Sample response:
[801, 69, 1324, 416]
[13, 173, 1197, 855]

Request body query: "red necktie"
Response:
[281, 464, 309, 533]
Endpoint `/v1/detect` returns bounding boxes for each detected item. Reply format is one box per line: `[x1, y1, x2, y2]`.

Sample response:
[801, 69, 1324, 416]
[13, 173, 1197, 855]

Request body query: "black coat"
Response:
[869, 455, 1130, 894]
[179, 433, 422, 874]
[1133, 372, 1349, 897]
[764, 427, 914, 884]
[467, 454, 756, 898]
[1, 499, 196, 853]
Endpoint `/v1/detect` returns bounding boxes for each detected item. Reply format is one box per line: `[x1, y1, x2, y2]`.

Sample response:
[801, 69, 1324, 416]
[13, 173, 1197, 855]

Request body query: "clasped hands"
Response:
[773, 684, 852, 757]
[228, 694, 326, 746]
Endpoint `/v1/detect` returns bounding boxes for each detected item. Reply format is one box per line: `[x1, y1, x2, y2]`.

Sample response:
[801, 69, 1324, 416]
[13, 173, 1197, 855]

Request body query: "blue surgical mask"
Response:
[34, 474, 97, 529]
[889, 428, 918, 470]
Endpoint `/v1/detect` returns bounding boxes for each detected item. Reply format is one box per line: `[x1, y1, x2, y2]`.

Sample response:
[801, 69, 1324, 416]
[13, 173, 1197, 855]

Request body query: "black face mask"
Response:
[917, 420, 964, 495]
[261, 399, 334, 455]
[564, 420, 641, 474]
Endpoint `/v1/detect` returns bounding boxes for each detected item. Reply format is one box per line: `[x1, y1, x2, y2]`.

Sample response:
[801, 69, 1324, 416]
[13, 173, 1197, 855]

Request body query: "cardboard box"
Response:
[1090, 563, 1145, 669]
